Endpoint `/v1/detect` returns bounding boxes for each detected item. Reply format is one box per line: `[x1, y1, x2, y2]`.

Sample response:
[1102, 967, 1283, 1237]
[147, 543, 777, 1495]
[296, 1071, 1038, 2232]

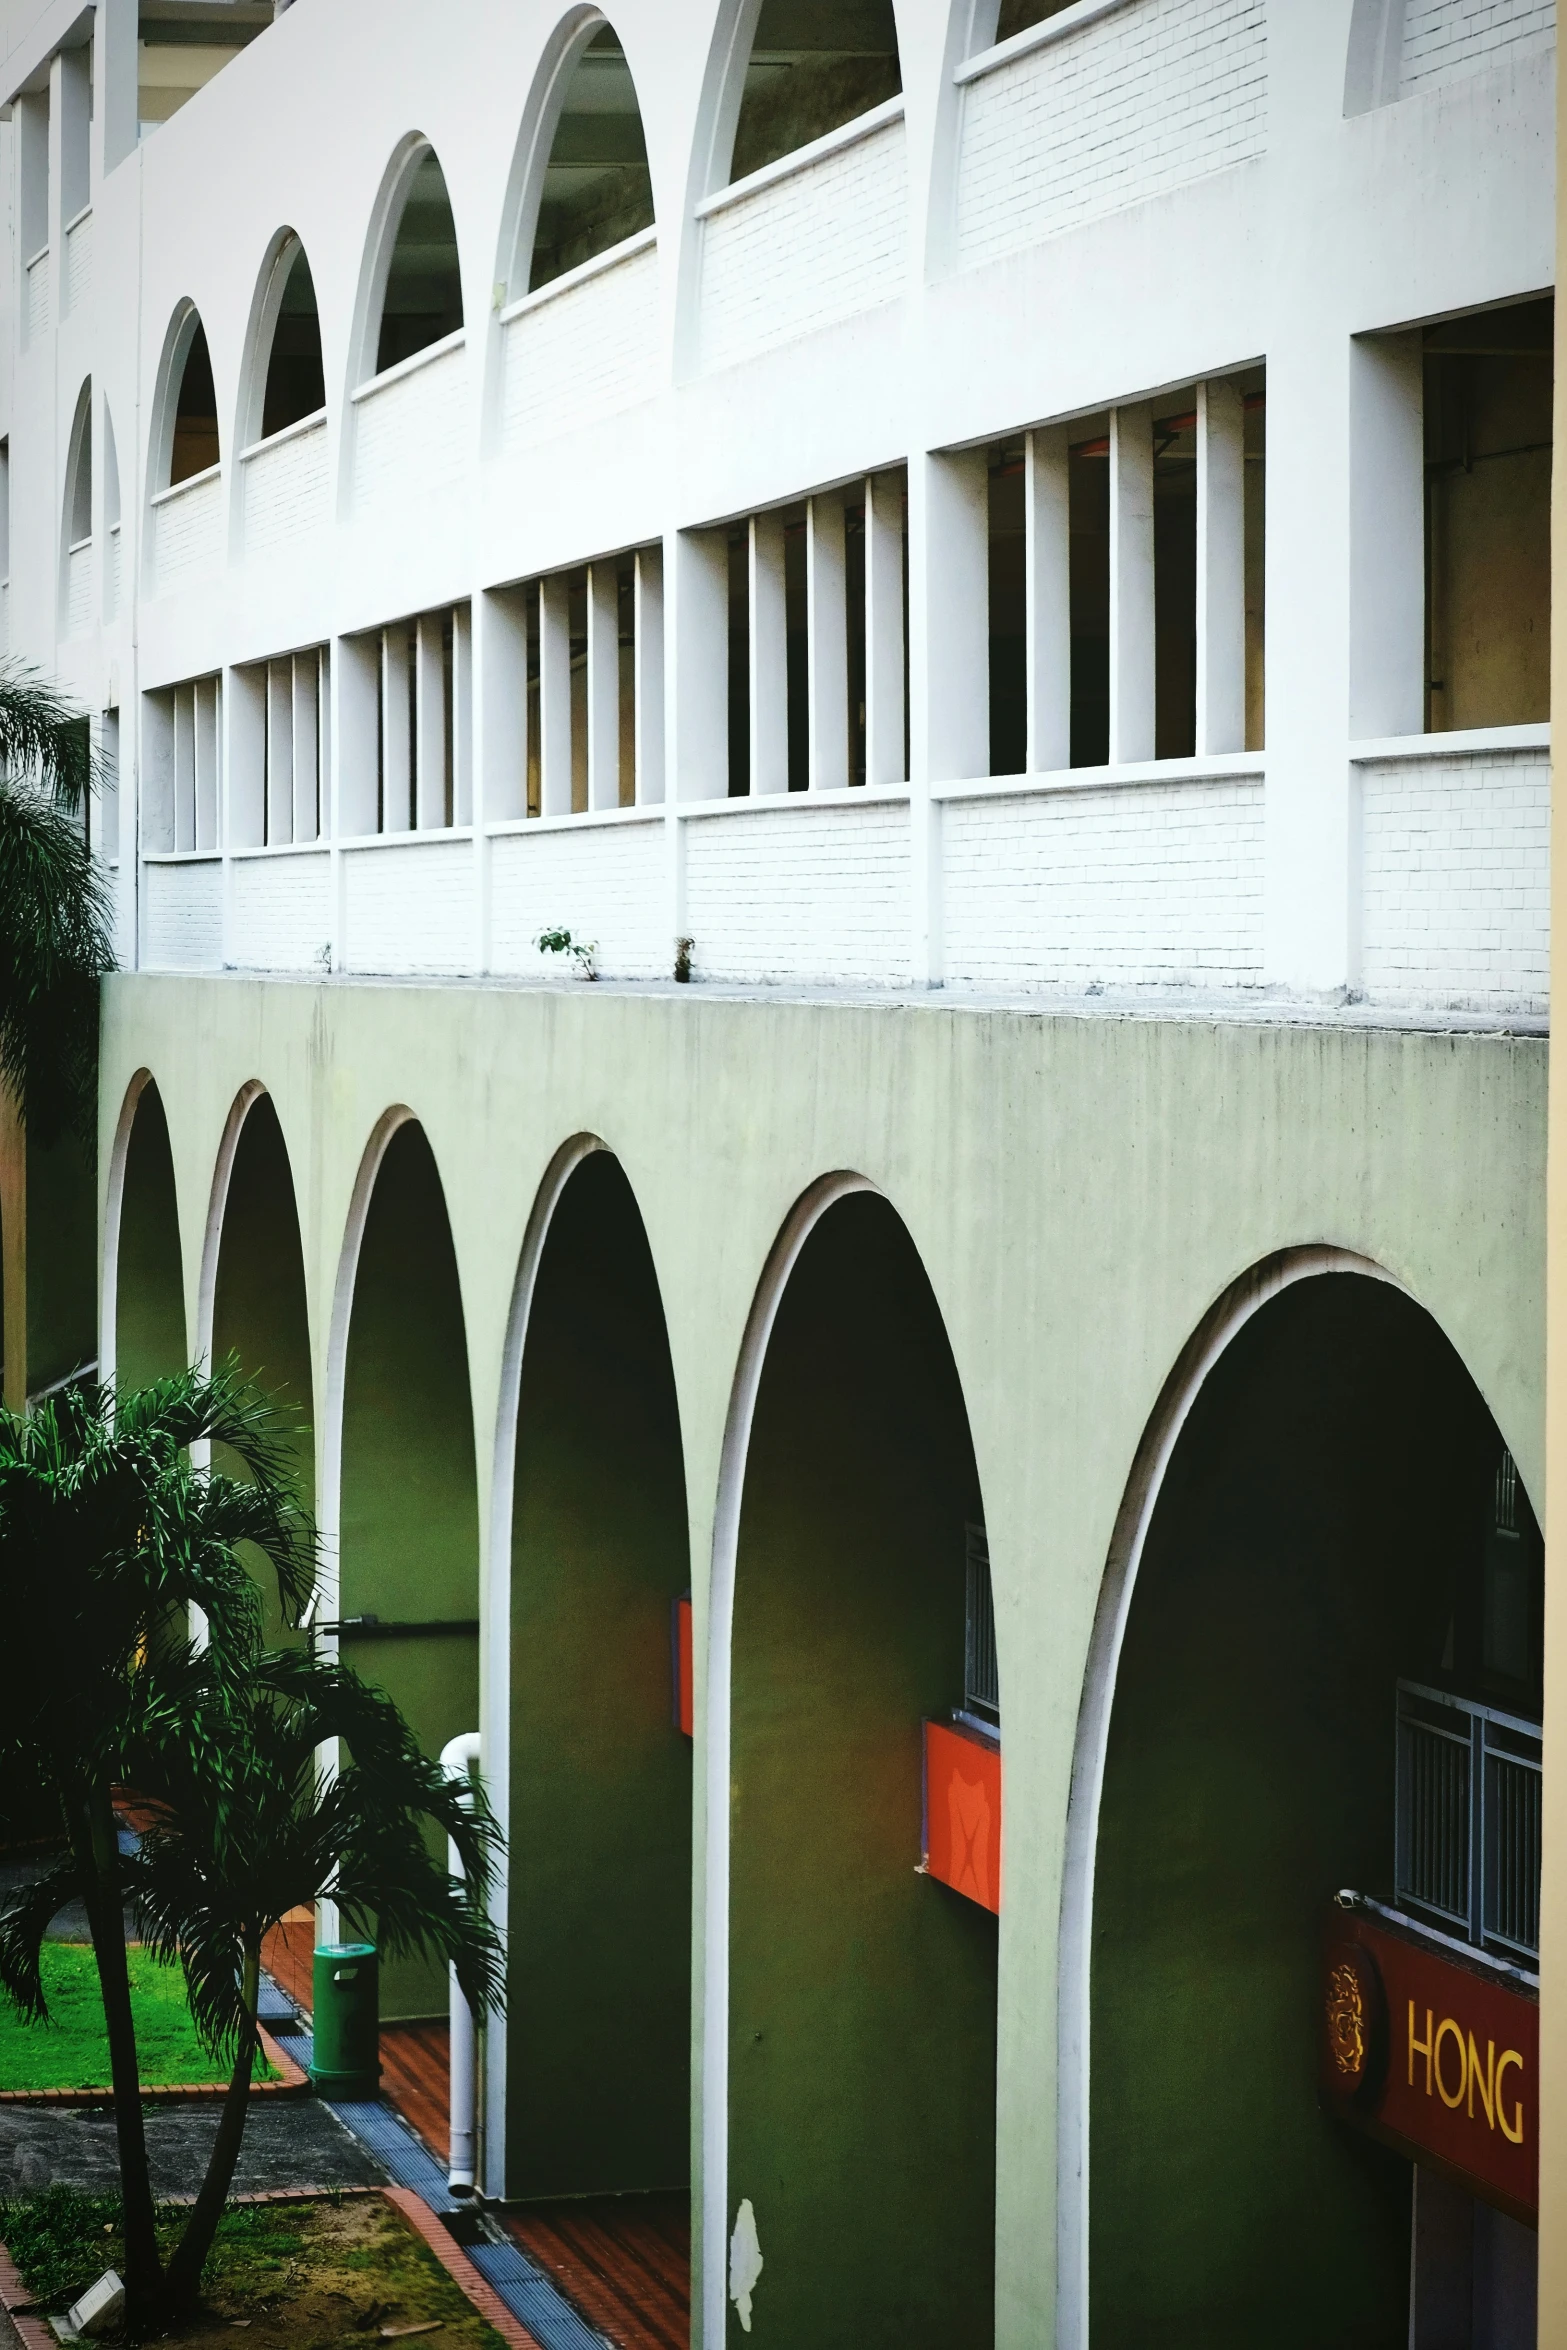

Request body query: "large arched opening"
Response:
[111, 1077, 187, 1392]
[337, 1118, 479, 2024]
[719, 1185, 997, 2346]
[495, 1144, 692, 2333]
[1082, 1266, 1540, 2349]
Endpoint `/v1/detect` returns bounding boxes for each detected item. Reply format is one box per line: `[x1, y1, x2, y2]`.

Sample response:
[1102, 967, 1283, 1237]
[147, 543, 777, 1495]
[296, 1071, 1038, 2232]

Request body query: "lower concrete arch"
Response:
[494, 1143, 692, 2225]
[715, 1181, 998, 2348]
[106, 1073, 187, 1392]
[335, 1114, 480, 2022]
[1065, 1253, 1541, 2349]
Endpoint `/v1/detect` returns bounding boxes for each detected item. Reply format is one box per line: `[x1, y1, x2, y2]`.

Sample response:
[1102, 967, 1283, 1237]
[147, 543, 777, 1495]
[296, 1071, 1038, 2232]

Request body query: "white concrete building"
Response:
[0, 0, 1554, 2343]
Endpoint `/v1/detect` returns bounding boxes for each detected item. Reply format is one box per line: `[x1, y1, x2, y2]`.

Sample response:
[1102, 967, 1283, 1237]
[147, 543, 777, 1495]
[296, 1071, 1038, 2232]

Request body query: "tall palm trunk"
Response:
[72, 1785, 163, 2320]
[164, 1937, 260, 2314]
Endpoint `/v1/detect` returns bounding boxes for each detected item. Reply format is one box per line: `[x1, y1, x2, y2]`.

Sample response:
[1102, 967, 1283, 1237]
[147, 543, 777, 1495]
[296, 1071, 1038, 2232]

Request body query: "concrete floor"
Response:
[0, 2098, 385, 2199]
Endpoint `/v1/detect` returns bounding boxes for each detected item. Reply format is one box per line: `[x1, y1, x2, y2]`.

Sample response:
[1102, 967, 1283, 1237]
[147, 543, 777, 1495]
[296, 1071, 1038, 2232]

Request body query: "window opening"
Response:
[169, 319, 219, 484]
[97, 708, 120, 864]
[729, 0, 901, 184]
[1153, 401, 1197, 761]
[728, 530, 751, 796]
[17, 84, 49, 267]
[261, 241, 325, 439]
[146, 673, 222, 852]
[524, 555, 646, 815]
[1423, 295, 1552, 733]
[357, 605, 471, 835]
[963, 1524, 999, 1725]
[1069, 426, 1111, 767]
[529, 25, 653, 291]
[992, 0, 1077, 41]
[137, 1, 269, 136]
[375, 150, 463, 377]
[988, 446, 1027, 776]
[60, 40, 92, 224]
[67, 391, 93, 549]
[231, 647, 331, 848]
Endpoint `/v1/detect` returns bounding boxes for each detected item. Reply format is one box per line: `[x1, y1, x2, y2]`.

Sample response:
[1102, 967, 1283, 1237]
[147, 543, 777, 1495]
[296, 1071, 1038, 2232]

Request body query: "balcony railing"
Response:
[1395, 1678, 1542, 1963]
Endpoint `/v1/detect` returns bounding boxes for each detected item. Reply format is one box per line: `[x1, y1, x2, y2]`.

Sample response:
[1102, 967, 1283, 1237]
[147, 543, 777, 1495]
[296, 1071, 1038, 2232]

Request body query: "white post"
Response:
[440, 1731, 483, 2197]
[381, 627, 412, 834]
[748, 512, 788, 795]
[266, 662, 294, 846]
[864, 471, 906, 788]
[633, 545, 665, 804]
[806, 494, 848, 791]
[539, 573, 573, 817]
[227, 662, 267, 850]
[335, 632, 381, 842]
[1108, 402, 1156, 766]
[1024, 428, 1072, 775]
[1349, 333, 1425, 740]
[669, 528, 730, 801]
[452, 604, 473, 828]
[907, 447, 989, 985]
[415, 612, 448, 829]
[195, 679, 221, 855]
[292, 654, 320, 844]
[1196, 379, 1247, 757]
[586, 561, 621, 812]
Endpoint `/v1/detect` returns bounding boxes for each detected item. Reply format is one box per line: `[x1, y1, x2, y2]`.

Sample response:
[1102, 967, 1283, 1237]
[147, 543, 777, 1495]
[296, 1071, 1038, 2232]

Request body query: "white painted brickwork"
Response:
[502, 243, 659, 450]
[243, 421, 328, 558]
[353, 344, 467, 509]
[154, 471, 223, 594]
[700, 119, 906, 371]
[1403, 0, 1554, 93]
[142, 857, 223, 971]
[63, 212, 91, 316]
[65, 543, 92, 637]
[942, 778, 1265, 988]
[228, 851, 332, 971]
[684, 800, 911, 984]
[1359, 749, 1549, 1008]
[489, 819, 667, 979]
[957, 0, 1267, 268]
[341, 836, 474, 973]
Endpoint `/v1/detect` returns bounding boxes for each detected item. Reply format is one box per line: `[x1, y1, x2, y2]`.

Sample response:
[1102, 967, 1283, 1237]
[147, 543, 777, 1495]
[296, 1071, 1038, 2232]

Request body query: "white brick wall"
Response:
[942, 777, 1265, 988]
[700, 118, 906, 372]
[154, 470, 223, 594]
[340, 835, 474, 973]
[1402, 0, 1554, 94]
[243, 419, 328, 558]
[352, 343, 467, 510]
[489, 818, 668, 980]
[684, 799, 911, 984]
[957, 0, 1267, 269]
[143, 856, 223, 971]
[65, 542, 93, 637]
[1359, 747, 1549, 1008]
[502, 242, 659, 451]
[228, 849, 332, 971]
[63, 211, 90, 317]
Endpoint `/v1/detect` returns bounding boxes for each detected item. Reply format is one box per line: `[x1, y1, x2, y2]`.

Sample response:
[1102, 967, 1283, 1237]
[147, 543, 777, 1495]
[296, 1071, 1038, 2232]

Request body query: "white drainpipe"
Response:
[440, 1730, 483, 2195]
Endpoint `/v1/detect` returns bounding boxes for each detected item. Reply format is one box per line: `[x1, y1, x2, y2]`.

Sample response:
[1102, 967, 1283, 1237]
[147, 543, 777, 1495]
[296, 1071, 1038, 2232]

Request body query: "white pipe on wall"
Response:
[440, 1730, 483, 2195]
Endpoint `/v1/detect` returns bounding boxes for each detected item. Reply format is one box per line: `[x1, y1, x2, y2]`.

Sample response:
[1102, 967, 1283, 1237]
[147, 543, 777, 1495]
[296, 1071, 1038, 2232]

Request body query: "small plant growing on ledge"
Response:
[535, 927, 599, 981]
[674, 937, 693, 984]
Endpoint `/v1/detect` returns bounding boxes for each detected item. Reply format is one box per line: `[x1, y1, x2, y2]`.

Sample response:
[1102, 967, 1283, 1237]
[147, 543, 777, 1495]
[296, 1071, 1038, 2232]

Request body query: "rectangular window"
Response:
[142, 674, 221, 854]
[511, 548, 662, 817]
[229, 646, 331, 848]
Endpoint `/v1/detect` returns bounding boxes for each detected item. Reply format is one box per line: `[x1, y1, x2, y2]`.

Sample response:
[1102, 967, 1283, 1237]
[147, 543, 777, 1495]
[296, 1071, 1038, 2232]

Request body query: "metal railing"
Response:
[1395, 1679, 1542, 1962]
[964, 1523, 999, 1722]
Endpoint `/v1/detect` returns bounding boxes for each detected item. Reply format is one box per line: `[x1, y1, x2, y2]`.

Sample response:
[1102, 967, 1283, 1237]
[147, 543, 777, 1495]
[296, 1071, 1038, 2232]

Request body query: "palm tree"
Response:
[0, 664, 113, 1143]
[0, 1368, 313, 2323]
[126, 1645, 503, 2314]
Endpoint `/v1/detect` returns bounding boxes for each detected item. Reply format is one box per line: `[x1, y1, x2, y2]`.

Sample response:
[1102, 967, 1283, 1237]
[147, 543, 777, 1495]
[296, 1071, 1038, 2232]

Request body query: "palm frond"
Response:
[0, 666, 99, 810]
[0, 772, 113, 1142]
[0, 1856, 86, 2021]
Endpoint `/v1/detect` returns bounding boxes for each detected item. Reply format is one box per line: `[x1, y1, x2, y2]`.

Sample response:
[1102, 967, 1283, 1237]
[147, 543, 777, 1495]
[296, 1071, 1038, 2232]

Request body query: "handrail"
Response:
[695, 95, 904, 220]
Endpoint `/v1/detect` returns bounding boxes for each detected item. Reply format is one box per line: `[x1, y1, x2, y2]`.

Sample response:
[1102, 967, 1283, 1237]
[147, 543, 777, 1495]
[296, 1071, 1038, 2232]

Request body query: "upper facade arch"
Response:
[237, 229, 327, 453]
[704, 0, 904, 194]
[149, 299, 220, 495]
[63, 376, 92, 555]
[348, 136, 464, 392]
[496, 11, 656, 305]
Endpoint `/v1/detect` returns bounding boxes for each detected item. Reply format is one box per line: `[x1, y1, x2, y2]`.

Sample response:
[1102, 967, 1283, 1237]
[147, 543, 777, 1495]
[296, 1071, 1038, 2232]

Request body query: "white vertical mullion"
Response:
[1109, 402, 1156, 766]
[1196, 379, 1247, 757]
[415, 612, 447, 830]
[293, 654, 320, 843]
[1024, 428, 1072, 775]
[586, 561, 621, 812]
[806, 493, 848, 792]
[381, 625, 412, 834]
[539, 574, 573, 818]
[452, 604, 473, 827]
[194, 678, 219, 853]
[174, 684, 195, 852]
[865, 471, 906, 788]
[266, 660, 294, 846]
[748, 512, 788, 795]
[634, 545, 665, 805]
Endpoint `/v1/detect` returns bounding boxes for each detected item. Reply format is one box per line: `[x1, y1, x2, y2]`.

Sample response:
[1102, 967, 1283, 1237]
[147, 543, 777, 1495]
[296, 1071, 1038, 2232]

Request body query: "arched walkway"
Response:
[502, 1146, 690, 2204]
[112, 1080, 186, 1391]
[723, 1187, 996, 2346]
[338, 1118, 479, 2022]
[1085, 1269, 1540, 2347]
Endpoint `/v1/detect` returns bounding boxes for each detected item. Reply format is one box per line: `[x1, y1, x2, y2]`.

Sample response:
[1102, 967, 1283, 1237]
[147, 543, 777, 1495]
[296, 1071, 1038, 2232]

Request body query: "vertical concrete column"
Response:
[1196, 379, 1248, 756]
[749, 512, 788, 795]
[1024, 427, 1072, 774]
[226, 660, 266, 851]
[451, 605, 473, 829]
[475, 587, 529, 823]
[415, 612, 448, 829]
[172, 688, 194, 852]
[1109, 402, 1156, 765]
[1349, 334, 1425, 739]
[865, 470, 906, 788]
[907, 448, 989, 983]
[668, 527, 730, 801]
[293, 653, 321, 843]
[807, 494, 848, 791]
[634, 545, 664, 804]
[97, 0, 139, 178]
[194, 677, 220, 854]
[538, 573, 573, 818]
[335, 631, 380, 841]
[58, 43, 90, 234]
[46, 54, 65, 317]
[381, 626, 412, 833]
[266, 659, 293, 845]
[587, 560, 621, 812]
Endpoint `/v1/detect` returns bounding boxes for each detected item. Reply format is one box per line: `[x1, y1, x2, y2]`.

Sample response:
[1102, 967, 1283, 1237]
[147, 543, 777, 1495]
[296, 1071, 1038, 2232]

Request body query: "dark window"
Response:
[68, 394, 92, 544]
[530, 27, 654, 292]
[994, 0, 1077, 40]
[261, 242, 325, 440]
[170, 320, 218, 484]
[376, 151, 463, 378]
[730, 0, 901, 185]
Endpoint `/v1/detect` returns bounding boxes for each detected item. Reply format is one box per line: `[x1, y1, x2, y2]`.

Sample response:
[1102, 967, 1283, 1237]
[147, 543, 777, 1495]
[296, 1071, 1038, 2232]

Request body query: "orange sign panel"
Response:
[923, 1718, 1001, 1914]
[1321, 1908, 1537, 2221]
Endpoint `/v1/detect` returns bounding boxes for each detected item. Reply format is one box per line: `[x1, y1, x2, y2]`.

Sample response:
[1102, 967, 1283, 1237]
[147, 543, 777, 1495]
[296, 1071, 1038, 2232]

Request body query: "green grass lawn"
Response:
[0, 1944, 277, 2092]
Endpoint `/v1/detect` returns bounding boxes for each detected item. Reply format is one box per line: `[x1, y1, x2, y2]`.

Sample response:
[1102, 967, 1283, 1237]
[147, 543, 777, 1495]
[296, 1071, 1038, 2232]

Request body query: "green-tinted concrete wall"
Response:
[340, 1120, 479, 2020]
[506, 1151, 691, 2197]
[1091, 1278, 1509, 2348]
[728, 1194, 996, 2348]
[115, 1083, 186, 1390]
[25, 1125, 97, 1396]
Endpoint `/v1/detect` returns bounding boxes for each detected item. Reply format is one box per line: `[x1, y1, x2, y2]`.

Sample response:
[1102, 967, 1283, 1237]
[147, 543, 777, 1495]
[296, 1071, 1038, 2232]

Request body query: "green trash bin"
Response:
[310, 1943, 380, 2098]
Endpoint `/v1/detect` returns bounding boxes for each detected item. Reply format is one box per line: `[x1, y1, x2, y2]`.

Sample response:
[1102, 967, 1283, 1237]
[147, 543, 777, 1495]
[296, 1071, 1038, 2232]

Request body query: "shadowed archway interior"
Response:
[1090, 1275, 1537, 2348]
[339, 1121, 479, 2021]
[114, 1083, 186, 1392]
[726, 1190, 996, 2347]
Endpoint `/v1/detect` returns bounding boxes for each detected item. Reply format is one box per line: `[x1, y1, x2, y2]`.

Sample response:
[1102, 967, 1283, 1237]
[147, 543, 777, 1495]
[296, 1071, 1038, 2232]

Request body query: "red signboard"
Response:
[1321, 1907, 1537, 2222]
[672, 1595, 693, 1738]
[922, 1718, 1001, 1914]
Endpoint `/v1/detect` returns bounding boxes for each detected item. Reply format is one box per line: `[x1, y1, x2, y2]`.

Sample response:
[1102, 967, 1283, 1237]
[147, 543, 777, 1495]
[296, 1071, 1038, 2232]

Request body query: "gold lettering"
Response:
[1466, 2033, 1495, 2129]
[1409, 2002, 1433, 2095]
[1496, 2049, 1525, 2144]
[1434, 2016, 1466, 2109]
